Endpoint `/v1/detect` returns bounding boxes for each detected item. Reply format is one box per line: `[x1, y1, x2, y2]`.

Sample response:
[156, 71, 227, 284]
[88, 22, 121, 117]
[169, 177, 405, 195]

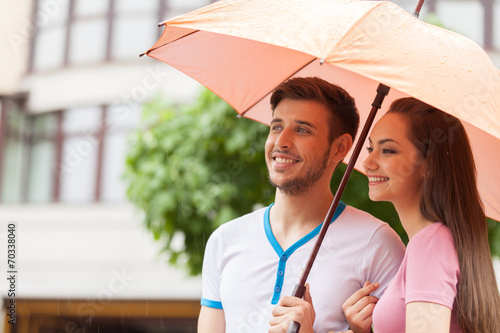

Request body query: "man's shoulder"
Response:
[340, 204, 387, 227]
[339, 205, 404, 249]
[209, 205, 268, 239]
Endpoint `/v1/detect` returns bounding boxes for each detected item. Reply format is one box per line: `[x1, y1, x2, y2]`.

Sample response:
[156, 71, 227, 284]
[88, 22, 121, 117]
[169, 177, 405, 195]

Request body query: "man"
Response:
[198, 77, 405, 332]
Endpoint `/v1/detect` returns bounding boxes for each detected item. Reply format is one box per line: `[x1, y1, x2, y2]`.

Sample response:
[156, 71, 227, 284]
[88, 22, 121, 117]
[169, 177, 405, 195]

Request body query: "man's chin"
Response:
[269, 179, 309, 197]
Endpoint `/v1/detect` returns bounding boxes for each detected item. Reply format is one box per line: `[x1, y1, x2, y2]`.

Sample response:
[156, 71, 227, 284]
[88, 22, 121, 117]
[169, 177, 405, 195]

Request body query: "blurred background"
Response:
[0, 0, 498, 332]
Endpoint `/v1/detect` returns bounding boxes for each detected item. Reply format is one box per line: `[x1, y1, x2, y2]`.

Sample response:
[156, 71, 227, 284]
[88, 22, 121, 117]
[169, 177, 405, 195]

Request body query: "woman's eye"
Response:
[382, 149, 396, 154]
[366, 146, 373, 153]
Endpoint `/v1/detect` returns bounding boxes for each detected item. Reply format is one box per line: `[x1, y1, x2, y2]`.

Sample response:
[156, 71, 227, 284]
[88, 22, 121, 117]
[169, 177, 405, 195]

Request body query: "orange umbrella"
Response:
[144, 0, 500, 223]
[143, 0, 500, 331]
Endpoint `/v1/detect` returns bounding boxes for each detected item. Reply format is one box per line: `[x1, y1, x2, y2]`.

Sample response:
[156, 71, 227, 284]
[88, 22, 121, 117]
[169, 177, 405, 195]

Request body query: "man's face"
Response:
[265, 98, 334, 196]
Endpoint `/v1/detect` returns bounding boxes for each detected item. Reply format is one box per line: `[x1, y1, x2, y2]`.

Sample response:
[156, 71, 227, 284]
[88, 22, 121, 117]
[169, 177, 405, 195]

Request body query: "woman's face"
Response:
[363, 112, 426, 209]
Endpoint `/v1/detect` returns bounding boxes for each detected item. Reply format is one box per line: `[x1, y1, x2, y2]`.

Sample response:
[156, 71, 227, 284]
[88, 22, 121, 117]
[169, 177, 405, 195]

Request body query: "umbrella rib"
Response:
[239, 57, 317, 119]
[143, 29, 199, 57]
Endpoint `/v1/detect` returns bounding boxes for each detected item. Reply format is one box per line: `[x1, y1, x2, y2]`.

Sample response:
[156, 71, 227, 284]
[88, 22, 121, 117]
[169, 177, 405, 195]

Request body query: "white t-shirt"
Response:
[201, 202, 405, 332]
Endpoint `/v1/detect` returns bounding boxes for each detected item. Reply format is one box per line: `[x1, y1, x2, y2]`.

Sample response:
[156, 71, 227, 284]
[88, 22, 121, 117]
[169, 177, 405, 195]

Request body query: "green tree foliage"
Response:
[124, 90, 273, 275]
[488, 218, 500, 256]
[125, 89, 499, 276]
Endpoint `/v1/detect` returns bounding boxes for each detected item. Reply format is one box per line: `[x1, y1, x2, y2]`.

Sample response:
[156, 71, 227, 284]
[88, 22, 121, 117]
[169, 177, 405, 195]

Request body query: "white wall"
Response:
[0, 1, 32, 94]
[0, 203, 202, 300]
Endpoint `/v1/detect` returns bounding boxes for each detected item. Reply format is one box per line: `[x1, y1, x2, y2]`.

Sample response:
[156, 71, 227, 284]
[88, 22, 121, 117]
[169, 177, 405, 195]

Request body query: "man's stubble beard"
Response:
[268, 147, 331, 196]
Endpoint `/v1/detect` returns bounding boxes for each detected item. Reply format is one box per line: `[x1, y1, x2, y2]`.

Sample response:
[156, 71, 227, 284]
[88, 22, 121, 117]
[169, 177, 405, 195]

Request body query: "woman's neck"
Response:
[395, 201, 434, 240]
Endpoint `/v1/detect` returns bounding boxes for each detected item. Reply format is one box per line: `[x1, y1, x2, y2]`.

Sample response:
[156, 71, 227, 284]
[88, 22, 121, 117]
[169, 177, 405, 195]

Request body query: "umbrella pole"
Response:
[413, 0, 426, 17]
[285, 83, 390, 333]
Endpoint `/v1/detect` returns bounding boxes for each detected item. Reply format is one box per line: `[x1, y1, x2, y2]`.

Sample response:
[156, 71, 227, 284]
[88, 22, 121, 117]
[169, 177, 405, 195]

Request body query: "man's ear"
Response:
[331, 133, 353, 161]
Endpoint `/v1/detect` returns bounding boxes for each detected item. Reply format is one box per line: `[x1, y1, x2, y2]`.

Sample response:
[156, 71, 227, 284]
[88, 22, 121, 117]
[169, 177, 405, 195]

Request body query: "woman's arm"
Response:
[406, 302, 451, 333]
[341, 282, 379, 333]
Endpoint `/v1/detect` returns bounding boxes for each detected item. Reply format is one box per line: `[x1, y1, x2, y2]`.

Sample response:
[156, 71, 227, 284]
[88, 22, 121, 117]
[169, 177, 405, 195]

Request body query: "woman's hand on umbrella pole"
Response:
[341, 281, 379, 333]
[269, 284, 315, 333]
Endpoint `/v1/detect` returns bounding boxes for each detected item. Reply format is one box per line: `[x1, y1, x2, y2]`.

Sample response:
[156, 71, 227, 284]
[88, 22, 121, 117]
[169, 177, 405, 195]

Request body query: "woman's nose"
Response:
[363, 152, 378, 172]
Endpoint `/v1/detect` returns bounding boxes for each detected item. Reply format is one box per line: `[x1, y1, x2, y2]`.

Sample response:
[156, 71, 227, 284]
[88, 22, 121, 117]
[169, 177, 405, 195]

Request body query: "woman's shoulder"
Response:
[413, 222, 453, 241]
[408, 222, 457, 256]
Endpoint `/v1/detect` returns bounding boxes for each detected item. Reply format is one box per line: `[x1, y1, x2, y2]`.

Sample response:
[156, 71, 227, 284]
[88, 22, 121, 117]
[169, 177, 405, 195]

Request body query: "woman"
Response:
[269, 98, 500, 333]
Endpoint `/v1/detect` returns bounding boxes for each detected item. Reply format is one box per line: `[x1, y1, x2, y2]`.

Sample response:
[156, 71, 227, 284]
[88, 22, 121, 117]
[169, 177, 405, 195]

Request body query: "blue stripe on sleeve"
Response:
[201, 298, 223, 309]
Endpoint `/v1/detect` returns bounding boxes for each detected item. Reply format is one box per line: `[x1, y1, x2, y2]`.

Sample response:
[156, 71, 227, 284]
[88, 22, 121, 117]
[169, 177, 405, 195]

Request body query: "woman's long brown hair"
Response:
[388, 98, 500, 333]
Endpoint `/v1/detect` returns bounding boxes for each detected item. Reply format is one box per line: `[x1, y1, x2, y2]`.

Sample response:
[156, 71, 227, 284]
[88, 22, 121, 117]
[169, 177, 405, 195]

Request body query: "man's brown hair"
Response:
[270, 77, 359, 144]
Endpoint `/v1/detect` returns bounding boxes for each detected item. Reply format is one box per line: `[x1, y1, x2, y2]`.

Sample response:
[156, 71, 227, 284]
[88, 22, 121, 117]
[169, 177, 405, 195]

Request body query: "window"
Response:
[0, 99, 26, 202]
[31, 0, 208, 71]
[57, 106, 100, 202]
[100, 103, 141, 202]
[0, 102, 141, 203]
[31, 0, 70, 71]
[28, 113, 57, 202]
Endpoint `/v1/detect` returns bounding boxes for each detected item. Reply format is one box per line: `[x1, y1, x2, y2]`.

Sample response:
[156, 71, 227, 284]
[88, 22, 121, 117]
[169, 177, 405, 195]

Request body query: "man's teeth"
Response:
[275, 157, 295, 164]
[369, 177, 389, 182]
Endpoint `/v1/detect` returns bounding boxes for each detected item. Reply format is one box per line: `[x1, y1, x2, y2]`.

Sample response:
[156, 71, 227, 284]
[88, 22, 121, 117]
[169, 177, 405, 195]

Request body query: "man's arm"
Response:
[362, 224, 405, 299]
[343, 224, 404, 331]
[198, 306, 225, 333]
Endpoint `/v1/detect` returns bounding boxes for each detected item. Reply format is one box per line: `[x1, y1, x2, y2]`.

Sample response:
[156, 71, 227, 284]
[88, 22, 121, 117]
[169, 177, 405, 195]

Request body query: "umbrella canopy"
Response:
[144, 0, 500, 221]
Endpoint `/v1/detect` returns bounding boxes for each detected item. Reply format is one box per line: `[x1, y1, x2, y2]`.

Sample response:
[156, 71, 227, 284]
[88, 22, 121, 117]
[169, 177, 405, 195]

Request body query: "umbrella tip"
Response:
[413, 0, 425, 17]
[319, 59, 325, 65]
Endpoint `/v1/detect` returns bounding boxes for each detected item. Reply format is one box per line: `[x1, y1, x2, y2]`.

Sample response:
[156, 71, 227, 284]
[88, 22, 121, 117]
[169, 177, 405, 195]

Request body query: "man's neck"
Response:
[269, 187, 334, 251]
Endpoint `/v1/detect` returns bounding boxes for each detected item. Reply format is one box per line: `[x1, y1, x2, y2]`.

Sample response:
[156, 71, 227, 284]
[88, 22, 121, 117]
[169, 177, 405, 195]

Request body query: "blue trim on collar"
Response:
[264, 201, 347, 304]
[264, 204, 284, 256]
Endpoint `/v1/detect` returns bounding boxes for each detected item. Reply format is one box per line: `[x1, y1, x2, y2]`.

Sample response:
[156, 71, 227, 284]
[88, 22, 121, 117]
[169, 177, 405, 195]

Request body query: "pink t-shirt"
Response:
[372, 222, 461, 332]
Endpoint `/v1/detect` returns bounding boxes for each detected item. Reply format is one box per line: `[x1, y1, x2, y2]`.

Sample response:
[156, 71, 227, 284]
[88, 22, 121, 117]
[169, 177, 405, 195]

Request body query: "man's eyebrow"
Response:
[295, 120, 316, 129]
[269, 118, 316, 129]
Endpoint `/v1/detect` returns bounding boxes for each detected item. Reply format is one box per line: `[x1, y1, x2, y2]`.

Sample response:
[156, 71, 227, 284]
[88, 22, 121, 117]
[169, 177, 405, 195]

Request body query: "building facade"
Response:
[1, 1, 212, 332]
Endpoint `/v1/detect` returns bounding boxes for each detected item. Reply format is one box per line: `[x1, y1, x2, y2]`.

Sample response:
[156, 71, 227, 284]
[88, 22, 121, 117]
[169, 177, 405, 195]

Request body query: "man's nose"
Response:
[275, 129, 292, 149]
